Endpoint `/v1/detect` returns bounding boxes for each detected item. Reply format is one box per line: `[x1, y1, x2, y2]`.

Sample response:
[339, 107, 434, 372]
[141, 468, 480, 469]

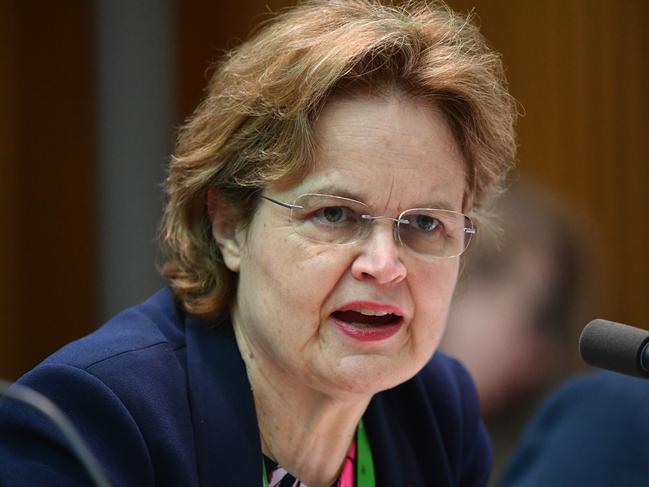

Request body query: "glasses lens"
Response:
[398, 209, 474, 258]
[291, 194, 370, 244]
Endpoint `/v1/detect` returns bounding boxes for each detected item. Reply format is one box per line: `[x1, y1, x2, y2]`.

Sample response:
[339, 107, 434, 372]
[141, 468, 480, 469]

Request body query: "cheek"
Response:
[239, 228, 344, 320]
[420, 256, 459, 294]
[414, 261, 460, 334]
[239, 238, 290, 309]
[235, 235, 304, 358]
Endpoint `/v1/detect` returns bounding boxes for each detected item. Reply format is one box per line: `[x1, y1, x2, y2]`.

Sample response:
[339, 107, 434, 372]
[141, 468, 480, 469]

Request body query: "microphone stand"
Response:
[0, 379, 112, 487]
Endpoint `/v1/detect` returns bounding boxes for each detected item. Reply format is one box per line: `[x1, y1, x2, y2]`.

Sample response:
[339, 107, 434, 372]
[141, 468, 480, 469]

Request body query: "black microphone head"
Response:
[579, 319, 649, 378]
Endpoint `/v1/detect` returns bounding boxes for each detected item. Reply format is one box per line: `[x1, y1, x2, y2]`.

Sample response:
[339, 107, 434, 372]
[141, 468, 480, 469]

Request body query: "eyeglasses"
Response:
[260, 193, 476, 259]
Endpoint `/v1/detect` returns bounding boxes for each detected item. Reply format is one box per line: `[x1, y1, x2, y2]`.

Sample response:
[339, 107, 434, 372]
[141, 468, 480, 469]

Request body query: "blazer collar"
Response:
[365, 395, 427, 487]
[185, 314, 261, 486]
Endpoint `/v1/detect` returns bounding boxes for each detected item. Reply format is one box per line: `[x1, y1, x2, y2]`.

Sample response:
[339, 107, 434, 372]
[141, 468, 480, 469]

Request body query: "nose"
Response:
[351, 223, 407, 285]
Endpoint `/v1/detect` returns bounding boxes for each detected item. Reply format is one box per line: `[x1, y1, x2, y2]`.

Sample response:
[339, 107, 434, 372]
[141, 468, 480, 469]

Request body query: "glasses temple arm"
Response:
[260, 195, 304, 210]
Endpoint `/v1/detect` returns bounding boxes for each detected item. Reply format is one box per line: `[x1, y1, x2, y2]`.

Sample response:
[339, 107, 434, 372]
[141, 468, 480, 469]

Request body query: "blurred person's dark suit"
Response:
[502, 371, 649, 486]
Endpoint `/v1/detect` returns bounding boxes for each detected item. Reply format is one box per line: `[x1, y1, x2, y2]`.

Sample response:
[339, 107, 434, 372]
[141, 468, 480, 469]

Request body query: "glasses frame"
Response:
[260, 193, 477, 259]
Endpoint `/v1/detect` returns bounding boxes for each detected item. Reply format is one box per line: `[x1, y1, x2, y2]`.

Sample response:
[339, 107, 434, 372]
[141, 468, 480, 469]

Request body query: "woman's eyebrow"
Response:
[415, 200, 457, 211]
[300, 184, 459, 211]
[304, 185, 364, 202]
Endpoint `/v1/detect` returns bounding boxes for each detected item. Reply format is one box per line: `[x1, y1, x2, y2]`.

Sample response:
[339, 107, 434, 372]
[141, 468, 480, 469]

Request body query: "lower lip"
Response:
[332, 317, 403, 342]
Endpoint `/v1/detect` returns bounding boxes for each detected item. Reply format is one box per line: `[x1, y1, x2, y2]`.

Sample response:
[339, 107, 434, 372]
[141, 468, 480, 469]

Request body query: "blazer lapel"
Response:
[185, 315, 261, 486]
[365, 395, 427, 487]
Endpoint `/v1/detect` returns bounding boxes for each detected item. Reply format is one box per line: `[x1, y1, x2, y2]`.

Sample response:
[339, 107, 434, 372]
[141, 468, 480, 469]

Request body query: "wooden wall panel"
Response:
[449, 0, 649, 329]
[176, 0, 296, 123]
[1, 1, 98, 379]
[0, 0, 19, 379]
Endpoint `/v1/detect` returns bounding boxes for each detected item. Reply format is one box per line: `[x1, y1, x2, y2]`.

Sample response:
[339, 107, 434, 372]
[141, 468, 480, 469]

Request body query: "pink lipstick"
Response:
[331, 301, 404, 342]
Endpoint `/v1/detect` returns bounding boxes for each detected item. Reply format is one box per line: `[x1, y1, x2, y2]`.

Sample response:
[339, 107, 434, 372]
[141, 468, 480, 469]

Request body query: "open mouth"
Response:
[331, 308, 404, 342]
[331, 310, 402, 327]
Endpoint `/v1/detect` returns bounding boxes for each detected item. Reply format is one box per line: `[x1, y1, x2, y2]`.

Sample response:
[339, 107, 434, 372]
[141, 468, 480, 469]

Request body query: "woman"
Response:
[0, 1, 516, 486]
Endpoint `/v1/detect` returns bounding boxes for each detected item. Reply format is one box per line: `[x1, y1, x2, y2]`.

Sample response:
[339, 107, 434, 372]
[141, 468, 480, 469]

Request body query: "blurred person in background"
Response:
[441, 183, 591, 484]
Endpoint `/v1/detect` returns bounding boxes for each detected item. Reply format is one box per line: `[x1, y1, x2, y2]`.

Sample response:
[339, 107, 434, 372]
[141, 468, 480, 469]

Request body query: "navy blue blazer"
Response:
[0, 289, 491, 486]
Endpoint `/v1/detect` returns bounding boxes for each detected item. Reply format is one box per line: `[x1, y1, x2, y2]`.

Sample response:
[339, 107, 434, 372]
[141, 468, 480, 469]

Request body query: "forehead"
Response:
[282, 92, 467, 211]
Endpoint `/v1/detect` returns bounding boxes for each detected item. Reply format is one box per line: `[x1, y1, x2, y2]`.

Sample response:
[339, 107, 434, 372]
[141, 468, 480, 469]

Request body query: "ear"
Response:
[207, 187, 245, 273]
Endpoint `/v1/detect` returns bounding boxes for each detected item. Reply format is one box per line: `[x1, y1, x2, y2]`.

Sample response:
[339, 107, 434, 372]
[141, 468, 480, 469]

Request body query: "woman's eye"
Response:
[317, 206, 348, 223]
[308, 205, 359, 226]
[413, 214, 440, 232]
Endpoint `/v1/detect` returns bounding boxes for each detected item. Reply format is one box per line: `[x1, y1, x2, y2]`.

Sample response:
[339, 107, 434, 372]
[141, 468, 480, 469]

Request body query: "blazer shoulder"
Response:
[41, 288, 187, 372]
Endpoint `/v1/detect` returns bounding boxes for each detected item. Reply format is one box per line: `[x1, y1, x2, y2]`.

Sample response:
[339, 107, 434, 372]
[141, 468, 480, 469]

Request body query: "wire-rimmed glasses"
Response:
[260, 193, 476, 259]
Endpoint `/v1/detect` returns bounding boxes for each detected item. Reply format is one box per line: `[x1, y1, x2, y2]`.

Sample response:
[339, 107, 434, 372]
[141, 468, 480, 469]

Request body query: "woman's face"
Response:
[220, 92, 466, 398]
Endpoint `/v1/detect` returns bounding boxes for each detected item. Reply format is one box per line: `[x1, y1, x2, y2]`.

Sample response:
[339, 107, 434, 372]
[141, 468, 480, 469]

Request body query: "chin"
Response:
[328, 354, 426, 396]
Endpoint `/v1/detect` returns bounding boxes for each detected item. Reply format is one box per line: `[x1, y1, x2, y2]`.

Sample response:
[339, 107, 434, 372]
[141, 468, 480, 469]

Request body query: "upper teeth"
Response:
[357, 310, 391, 316]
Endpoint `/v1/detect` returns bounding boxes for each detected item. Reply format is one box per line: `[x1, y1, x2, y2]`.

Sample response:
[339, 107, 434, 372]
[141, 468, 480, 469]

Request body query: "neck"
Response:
[234, 326, 371, 487]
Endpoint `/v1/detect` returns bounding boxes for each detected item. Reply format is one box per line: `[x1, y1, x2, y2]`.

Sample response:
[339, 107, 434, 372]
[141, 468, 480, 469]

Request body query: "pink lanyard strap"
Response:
[261, 419, 375, 487]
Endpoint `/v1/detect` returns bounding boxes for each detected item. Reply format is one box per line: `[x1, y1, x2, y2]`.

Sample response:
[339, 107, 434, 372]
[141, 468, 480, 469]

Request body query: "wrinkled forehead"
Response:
[271, 91, 467, 213]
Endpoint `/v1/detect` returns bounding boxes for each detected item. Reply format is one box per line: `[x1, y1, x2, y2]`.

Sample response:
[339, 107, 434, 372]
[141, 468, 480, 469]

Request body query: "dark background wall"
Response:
[1, 1, 98, 380]
[1, 0, 647, 380]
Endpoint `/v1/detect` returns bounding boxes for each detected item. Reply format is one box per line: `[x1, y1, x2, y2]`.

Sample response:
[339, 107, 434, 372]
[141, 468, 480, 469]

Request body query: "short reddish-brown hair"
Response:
[160, 0, 517, 317]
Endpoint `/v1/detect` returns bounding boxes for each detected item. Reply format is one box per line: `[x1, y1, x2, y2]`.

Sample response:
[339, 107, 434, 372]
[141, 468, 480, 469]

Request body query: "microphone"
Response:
[579, 319, 649, 378]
